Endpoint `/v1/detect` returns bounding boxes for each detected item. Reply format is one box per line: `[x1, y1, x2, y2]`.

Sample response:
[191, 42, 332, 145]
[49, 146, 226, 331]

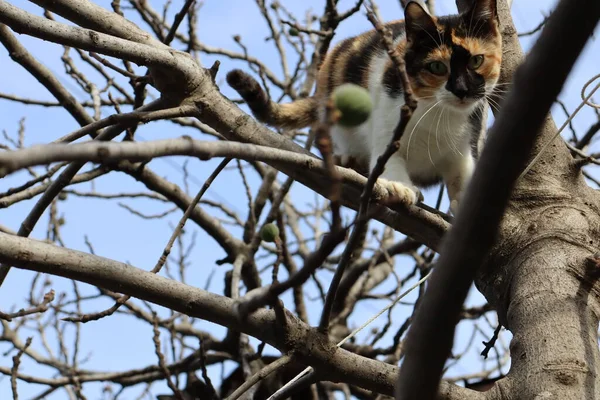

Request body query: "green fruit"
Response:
[260, 223, 280, 242]
[288, 27, 300, 36]
[333, 83, 373, 127]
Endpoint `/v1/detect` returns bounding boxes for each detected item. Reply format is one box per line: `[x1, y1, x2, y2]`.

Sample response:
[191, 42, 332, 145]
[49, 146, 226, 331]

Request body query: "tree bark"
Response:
[478, 0, 600, 396]
[397, 0, 600, 398]
[477, 0, 600, 398]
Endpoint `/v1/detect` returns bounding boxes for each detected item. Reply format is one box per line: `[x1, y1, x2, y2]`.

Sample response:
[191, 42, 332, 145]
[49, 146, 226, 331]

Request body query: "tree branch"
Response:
[27, 0, 169, 48]
[0, 231, 482, 399]
[0, 137, 448, 250]
[0, 1, 200, 93]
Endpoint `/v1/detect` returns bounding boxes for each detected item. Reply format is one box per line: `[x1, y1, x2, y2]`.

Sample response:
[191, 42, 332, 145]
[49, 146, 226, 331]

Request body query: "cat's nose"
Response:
[446, 78, 469, 100]
[453, 88, 468, 99]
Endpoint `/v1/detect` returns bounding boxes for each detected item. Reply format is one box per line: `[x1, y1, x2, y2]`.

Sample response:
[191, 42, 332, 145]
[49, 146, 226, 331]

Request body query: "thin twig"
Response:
[317, 8, 417, 333]
[0, 290, 54, 322]
[11, 337, 32, 400]
[54, 105, 196, 143]
[225, 355, 292, 400]
[164, 0, 197, 45]
[480, 324, 502, 359]
[152, 314, 184, 400]
[199, 338, 218, 399]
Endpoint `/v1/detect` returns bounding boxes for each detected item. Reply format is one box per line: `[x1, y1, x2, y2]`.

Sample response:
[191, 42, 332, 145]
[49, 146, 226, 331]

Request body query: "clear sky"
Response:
[1, 0, 599, 398]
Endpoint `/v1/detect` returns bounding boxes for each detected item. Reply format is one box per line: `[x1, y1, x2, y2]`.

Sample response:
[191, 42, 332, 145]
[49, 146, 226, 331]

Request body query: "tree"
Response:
[0, 0, 599, 399]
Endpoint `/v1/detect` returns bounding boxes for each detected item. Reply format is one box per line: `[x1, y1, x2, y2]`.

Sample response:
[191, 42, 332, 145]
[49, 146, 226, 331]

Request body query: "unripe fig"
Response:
[260, 223, 280, 242]
[288, 27, 300, 36]
[332, 83, 373, 127]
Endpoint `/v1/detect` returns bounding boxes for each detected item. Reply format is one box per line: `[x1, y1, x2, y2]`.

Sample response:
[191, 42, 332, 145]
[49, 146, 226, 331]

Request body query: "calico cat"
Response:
[227, 0, 502, 212]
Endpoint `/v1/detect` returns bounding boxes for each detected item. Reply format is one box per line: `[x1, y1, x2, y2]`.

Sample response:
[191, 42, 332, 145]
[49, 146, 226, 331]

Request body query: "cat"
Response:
[226, 0, 502, 212]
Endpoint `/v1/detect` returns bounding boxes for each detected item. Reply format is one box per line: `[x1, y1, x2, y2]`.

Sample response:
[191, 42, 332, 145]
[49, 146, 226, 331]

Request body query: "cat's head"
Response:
[404, 0, 501, 111]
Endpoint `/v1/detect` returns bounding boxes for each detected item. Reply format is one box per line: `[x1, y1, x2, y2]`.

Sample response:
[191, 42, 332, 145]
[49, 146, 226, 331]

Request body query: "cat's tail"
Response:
[226, 69, 318, 129]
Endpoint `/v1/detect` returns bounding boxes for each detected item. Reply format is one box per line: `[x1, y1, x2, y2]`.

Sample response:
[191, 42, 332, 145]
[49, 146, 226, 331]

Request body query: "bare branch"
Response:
[0, 231, 478, 399]
[11, 336, 32, 400]
[0, 3, 179, 68]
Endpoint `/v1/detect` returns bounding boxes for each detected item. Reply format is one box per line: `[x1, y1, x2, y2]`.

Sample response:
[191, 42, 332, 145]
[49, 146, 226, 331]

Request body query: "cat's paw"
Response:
[450, 199, 459, 215]
[379, 178, 419, 206]
[339, 155, 352, 167]
[449, 192, 463, 215]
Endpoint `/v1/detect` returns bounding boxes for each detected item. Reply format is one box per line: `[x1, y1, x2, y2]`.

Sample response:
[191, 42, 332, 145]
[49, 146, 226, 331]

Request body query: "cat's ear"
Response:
[404, 1, 437, 42]
[463, 0, 498, 24]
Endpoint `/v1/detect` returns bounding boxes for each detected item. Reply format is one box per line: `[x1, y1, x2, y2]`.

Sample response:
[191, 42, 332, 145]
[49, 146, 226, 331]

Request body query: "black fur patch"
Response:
[344, 32, 378, 87]
[446, 44, 485, 100]
[345, 22, 405, 91]
[382, 63, 403, 98]
[226, 69, 271, 122]
[327, 38, 353, 94]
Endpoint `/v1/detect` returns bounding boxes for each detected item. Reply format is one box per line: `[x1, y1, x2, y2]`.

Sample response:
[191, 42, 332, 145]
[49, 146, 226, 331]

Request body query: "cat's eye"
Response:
[426, 61, 448, 76]
[468, 55, 484, 70]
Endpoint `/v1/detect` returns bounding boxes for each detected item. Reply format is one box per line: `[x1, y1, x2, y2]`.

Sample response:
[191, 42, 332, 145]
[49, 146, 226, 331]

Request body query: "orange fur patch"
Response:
[451, 35, 502, 80]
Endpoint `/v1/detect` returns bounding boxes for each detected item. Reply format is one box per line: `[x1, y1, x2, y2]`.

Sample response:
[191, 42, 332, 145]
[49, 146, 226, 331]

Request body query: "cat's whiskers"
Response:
[467, 8, 476, 38]
[413, 23, 444, 53]
[405, 100, 442, 163]
[443, 107, 463, 157]
[486, 96, 500, 111]
[441, 109, 454, 156]
[473, 19, 486, 39]
[435, 25, 445, 53]
[414, 95, 437, 102]
[489, 87, 512, 93]
[435, 104, 445, 155]
[485, 95, 502, 113]
[428, 105, 444, 168]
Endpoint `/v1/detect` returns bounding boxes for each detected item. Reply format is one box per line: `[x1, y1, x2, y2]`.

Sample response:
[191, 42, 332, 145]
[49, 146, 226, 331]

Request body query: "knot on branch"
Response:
[148, 51, 204, 103]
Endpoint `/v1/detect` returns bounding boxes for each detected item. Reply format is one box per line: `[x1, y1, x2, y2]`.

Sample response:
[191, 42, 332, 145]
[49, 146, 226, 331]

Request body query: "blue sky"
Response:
[0, 0, 599, 398]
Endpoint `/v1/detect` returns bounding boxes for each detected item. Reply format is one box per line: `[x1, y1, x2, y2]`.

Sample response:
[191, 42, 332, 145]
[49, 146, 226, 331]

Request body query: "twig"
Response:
[11, 336, 32, 400]
[317, 8, 417, 333]
[88, 52, 138, 79]
[235, 226, 347, 319]
[576, 119, 600, 150]
[0, 162, 68, 198]
[518, 14, 549, 37]
[54, 105, 196, 143]
[117, 203, 177, 219]
[520, 73, 600, 180]
[225, 355, 292, 400]
[480, 324, 502, 359]
[152, 314, 184, 400]
[199, 338, 218, 399]
[0, 290, 54, 321]
[280, 20, 332, 37]
[164, 0, 197, 45]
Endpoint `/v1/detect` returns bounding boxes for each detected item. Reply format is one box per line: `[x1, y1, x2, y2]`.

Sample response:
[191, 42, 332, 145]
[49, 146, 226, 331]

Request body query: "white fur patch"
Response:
[329, 42, 493, 209]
